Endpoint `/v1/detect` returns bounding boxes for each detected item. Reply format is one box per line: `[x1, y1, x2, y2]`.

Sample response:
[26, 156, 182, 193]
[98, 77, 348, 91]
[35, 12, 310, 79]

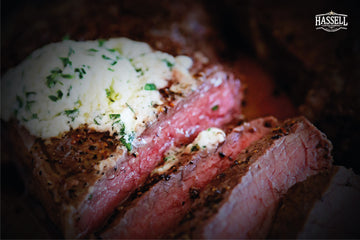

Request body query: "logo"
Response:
[315, 11, 348, 32]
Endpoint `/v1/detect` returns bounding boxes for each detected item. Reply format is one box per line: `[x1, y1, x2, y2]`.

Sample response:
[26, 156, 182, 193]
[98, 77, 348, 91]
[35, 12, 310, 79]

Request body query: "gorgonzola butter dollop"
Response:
[1, 38, 197, 150]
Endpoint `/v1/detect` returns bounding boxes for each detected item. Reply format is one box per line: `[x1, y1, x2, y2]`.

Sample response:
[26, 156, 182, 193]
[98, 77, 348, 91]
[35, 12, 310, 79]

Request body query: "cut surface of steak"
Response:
[173, 117, 333, 239]
[67, 67, 243, 237]
[269, 166, 360, 238]
[100, 117, 278, 239]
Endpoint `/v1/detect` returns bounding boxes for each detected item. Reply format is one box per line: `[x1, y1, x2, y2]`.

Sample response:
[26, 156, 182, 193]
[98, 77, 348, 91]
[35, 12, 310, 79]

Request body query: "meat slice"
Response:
[269, 166, 360, 238]
[21, 66, 241, 238]
[100, 117, 278, 239]
[173, 117, 333, 239]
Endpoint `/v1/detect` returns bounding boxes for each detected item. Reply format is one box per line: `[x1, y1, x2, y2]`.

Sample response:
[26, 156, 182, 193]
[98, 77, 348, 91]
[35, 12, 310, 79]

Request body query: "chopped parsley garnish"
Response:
[57, 90, 63, 99]
[111, 120, 134, 152]
[88, 48, 99, 52]
[31, 113, 38, 119]
[68, 47, 75, 57]
[109, 114, 121, 120]
[105, 85, 118, 102]
[48, 95, 58, 102]
[61, 74, 74, 79]
[46, 68, 63, 88]
[211, 105, 219, 111]
[144, 83, 157, 91]
[162, 59, 174, 68]
[48, 90, 63, 102]
[135, 68, 144, 76]
[98, 39, 106, 47]
[102, 55, 112, 60]
[64, 108, 79, 121]
[111, 61, 117, 66]
[25, 91, 36, 98]
[107, 48, 116, 53]
[120, 131, 135, 152]
[67, 85, 72, 96]
[75, 67, 86, 79]
[93, 114, 103, 125]
[126, 102, 135, 114]
[25, 100, 35, 111]
[108, 68, 115, 72]
[59, 57, 72, 68]
[16, 96, 23, 108]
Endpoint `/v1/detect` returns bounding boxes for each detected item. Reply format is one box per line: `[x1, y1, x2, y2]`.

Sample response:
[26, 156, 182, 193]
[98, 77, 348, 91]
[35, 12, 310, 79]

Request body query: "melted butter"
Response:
[152, 128, 226, 175]
[1, 38, 197, 149]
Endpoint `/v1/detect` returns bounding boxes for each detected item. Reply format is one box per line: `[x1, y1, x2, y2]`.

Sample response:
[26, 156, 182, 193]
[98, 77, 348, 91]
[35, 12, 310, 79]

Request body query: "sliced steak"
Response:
[100, 116, 278, 239]
[269, 166, 360, 238]
[13, 66, 242, 238]
[173, 116, 332, 239]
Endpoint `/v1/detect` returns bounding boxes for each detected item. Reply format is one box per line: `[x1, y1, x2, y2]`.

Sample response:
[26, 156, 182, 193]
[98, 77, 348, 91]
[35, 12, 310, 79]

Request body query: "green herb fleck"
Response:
[25, 92, 36, 98]
[94, 115, 103, 125]
[68, 47, 75, 57]
[88, 194, 93, 200]
[109, 114, 121, 120]
[120, 131, 135, 152]
[107, 48, 116, 53]
[16, 96, 23, 108]
[61, 74, 74, 79]
[108, 68, 115, 72]
[162, 59, 174, 68]
[59, 57, 72, 68]
[144, 83, 157, 91]
[49, 90, 63, 102]
[64, 108, 79, 121]
[135, 68, 144, 76]
[105, 85, 119, 102]
[126, 103, 135, 114]
[98, 39, 106, 47]
[102, 55, 112, 60]
[88, 48, 99, 52]
[25, 100, 35, 111]
[111, 61, 117, 66]
[46, 68, 63, 88]
[211, 105, 219, 111]
[67, 85, 72, 96]
[75, 68, 86, 79]
[32, 113, 38, 119]
[57, 90, 63, 99]
[49, 95, 58, 102]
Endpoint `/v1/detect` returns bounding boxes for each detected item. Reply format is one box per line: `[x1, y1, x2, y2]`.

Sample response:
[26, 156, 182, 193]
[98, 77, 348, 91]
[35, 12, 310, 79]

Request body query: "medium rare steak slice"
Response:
[100, 117, 278, 239]
[11, 66, 242, 238]
[269, 166, 360, 238]
[173, 117, 333, 239]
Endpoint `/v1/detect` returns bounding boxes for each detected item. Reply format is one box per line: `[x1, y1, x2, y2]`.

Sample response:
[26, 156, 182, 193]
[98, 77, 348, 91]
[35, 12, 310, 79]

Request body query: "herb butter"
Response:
[1, 38, 197, 150]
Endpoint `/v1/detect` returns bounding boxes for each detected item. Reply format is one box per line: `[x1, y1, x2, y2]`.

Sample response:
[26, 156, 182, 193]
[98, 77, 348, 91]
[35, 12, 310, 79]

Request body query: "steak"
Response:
[100, 117, 278, 239]
[11, 66, 242, 238]
[269, 166, 360, 238]
[173, 117, 332, 239]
